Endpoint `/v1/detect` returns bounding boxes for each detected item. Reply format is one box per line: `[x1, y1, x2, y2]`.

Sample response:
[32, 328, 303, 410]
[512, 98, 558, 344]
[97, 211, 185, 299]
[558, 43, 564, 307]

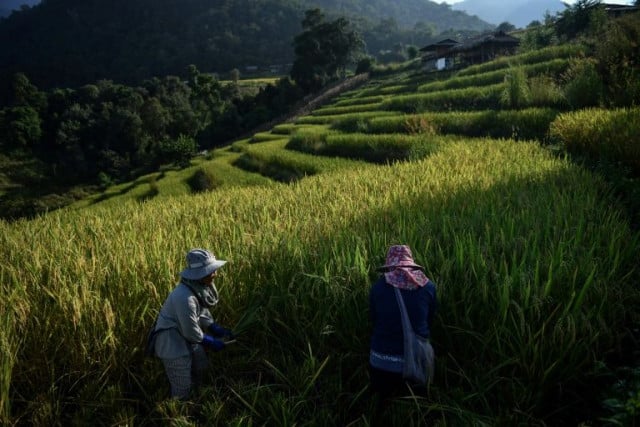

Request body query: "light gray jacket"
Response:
[154, 283, 215, 359]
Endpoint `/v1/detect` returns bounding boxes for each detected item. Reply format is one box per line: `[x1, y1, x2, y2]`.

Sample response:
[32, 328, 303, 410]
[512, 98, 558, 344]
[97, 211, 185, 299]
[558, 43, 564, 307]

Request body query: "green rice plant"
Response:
[332, 95, 387, 107]
[328, 112, 403, 133]
[419, 59, 570, 94]
[249, 132, 288, 143]
[370, 60, 420, 76]
[500, 66, 531, 109]
[376, 84, 413, 95]
[600, 366, 640, 426]
[549, 107, 640, 173]
[457, 44, 586, 77]
[232, 139, 367, 181]
[0, 282, 28, 425]
[311, 102, 383, 116]
[295, 111, 400, 126]
[1, 139, 638, 425]
[522, 58, 571, 80]
[70, 150, 273, 209]
[561, 58, 605, 109]
[270, 123, 329, 135]
[402, 116, 440, 136]
[515, 43, 586, 63]
[286, 127, 333, 153]
[528, 75, 567, 108]
[270, 124, 301, 135]
[186, 168, 221, 193]
[287, 131, 442, 163]
[366, 108, 559, 141]
[228, 139, 251, 152]
[419, 68, 509, 93]
[381, 83, 505, 113]
[336, 72, 439, 102]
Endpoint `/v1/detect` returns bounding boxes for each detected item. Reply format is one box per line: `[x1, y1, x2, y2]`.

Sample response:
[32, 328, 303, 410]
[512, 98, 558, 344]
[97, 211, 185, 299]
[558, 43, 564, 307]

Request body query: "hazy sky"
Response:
[441, 0, 634, 4]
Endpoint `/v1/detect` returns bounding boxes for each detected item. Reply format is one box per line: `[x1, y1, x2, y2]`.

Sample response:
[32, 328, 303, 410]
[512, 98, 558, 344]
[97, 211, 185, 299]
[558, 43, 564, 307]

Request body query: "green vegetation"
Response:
[383, 83, 506, 113]
[2, 138, 638, 425]
[550, 107, 640, 173]
[232, 139, 368, 182]
[0, 63, 305, 220]
[2, 4, 640, 425]
[456, 44, 586, 77]
[418, 58, 570, 92]
[290, 9, 365, 93]
[356, 108, 559, 141]
[0, 0, 491, 89]
[287, 129, 442, 162]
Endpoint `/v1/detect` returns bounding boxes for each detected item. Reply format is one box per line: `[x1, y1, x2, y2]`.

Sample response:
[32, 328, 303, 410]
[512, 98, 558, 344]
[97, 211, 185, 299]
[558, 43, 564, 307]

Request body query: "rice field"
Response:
[2, 41, 639, 426]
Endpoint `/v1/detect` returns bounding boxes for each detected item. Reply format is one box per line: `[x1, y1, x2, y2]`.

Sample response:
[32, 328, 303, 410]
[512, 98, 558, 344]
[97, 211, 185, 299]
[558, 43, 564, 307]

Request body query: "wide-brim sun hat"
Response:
[377, 244, 429, 289]
[180, 248, 227, 280]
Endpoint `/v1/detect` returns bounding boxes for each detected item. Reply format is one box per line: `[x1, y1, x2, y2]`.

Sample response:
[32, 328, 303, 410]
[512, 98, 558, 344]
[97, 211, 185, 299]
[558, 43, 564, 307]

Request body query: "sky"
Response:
[440, 0, 634, 4]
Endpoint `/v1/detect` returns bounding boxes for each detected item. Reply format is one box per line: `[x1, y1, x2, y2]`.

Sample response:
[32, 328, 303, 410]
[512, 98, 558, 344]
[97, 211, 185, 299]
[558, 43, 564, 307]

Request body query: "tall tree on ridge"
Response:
[290, 8, 364, 93]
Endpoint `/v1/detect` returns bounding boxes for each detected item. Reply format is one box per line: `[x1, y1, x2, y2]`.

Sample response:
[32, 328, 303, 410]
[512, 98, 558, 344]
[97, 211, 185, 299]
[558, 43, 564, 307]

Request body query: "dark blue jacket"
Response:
[369, 276, 437, 371]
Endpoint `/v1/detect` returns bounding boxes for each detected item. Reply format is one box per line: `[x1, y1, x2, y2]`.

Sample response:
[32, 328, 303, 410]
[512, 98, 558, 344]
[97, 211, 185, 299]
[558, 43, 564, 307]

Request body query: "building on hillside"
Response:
[600, 3, 638, 18]
[419, 39, 459, 71]
[449, 30, 520, 67]
[420, 31, 520, 71]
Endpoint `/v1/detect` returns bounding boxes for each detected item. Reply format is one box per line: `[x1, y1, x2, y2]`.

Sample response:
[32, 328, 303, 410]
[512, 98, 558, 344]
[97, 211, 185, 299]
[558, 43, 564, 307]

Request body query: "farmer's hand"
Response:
[202, 335, 225, 351]
[208, 323, 235, 339]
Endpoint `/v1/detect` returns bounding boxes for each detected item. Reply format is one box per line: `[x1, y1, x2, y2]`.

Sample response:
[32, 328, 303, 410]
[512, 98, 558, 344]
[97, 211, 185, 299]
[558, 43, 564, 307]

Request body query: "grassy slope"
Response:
[2, 44, 639, 426]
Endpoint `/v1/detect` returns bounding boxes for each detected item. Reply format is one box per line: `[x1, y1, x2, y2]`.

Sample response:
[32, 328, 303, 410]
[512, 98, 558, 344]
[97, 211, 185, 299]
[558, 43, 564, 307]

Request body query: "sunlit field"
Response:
[2, 138, 638, 425]
[2, 40, 639, 426]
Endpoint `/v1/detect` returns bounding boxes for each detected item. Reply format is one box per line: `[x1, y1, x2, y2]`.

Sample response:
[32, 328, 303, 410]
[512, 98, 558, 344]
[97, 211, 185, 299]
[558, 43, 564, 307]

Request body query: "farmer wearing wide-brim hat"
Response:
[369, 244, 437, 398]
[152, 248, 235, 400]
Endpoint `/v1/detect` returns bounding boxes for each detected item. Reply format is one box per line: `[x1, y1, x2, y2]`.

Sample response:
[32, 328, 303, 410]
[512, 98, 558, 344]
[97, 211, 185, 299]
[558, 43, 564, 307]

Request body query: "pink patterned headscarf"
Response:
[377, 245, 429, 290]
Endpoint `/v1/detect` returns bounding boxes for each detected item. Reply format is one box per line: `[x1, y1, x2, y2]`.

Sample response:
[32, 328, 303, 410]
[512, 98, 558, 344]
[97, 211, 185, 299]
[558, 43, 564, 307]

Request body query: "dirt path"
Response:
[225, 73, 370, 144]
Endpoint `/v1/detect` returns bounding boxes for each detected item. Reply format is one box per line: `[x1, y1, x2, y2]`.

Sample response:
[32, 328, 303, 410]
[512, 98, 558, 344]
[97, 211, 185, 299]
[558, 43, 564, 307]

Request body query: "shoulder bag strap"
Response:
[393, 286, 414, 335]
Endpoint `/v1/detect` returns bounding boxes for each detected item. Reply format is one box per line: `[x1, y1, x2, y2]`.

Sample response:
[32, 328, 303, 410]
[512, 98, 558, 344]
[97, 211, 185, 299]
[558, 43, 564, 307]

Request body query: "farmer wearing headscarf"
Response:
[369, 244, 437, 398]
[152, 248, 235, 399]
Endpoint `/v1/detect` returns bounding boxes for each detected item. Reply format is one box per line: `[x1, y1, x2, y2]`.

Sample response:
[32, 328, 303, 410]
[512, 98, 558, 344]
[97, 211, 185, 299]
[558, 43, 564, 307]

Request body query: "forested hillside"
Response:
[2, 14, 640, 424]
[0, 0, 39, 17]
[307, 0, 491, 31]
[0, 0, 491, 89]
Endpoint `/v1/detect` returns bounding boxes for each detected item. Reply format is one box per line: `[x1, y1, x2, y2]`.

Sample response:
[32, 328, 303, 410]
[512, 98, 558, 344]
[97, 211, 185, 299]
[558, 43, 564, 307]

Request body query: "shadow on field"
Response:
[91, 172, 166, 205]
[237, 162, 638, 426]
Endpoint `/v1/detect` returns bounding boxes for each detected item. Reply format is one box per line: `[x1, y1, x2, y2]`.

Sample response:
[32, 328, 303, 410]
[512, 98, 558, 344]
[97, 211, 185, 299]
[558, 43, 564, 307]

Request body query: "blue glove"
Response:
[208, 323, 235, 339]
[201, 335, 225, 351]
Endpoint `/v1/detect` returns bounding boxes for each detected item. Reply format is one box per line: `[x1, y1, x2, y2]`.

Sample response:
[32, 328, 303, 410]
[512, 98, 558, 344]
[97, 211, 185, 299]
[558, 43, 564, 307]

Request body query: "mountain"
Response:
[0, 0, 39, 18]
[0, 0, 492, 89]
[306, 0, 492, 31]
[452, 0, 567, 27]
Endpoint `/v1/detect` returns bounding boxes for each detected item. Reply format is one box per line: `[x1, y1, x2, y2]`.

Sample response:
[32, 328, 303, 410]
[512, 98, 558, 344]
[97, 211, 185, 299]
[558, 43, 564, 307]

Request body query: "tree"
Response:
[356, 56, 375, 74]
[519, 13, 557, 51]
[229, 68, 240, 83]
[1, 73, 47, 112]
[187, 64, 225, 132]
[407, 45, 419, 60]
[0, 106, 42, 152]
[159, 134, 197, 168]
[555, 0, 602, 41]
[290, 9, 364, 93]
[593, 12, 640, 106]
[496, 22, 516, 33]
